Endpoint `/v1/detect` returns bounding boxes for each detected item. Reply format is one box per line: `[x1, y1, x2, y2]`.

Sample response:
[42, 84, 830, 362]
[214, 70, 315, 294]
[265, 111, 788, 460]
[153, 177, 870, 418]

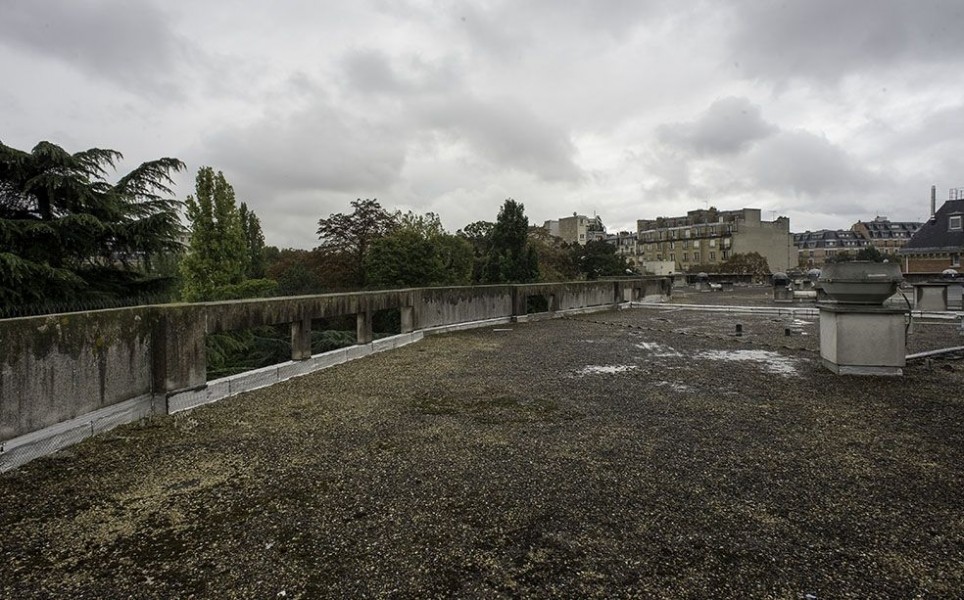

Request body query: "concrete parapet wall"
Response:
[416, 286, 515, 329]
[0, 277, 669, 470]
[1, 308, 156, 443]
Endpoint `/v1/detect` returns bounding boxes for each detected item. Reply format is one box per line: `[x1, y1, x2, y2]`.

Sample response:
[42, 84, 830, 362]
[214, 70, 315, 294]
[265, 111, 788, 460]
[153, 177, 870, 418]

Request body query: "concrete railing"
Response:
[0, 278, 671, 470]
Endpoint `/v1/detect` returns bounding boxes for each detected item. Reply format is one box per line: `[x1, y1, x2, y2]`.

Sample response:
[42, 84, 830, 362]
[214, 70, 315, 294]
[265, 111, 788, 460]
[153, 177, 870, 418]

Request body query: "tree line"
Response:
[1, 139, 635, 314]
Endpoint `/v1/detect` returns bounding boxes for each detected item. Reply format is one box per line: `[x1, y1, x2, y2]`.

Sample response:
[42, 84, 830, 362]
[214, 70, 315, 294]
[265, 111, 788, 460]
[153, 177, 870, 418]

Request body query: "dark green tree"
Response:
[719, 252, 771, 280]
[855, 246, 884, 262]
[0, 139, 184, 306]
[528, 226, 580, 282]
[366, 211, 473, 288]
[239, 202, 266, 278]
[316, 198, 396, 287]
[826, 250, 854, 264]
[366, 228, 444, 288]
[180, 167, 246, 301]
[481, 199, 539, 284]
[457, 220, 495, 283]
[573, 240, 632, 280]
[180, 168, 276, 301]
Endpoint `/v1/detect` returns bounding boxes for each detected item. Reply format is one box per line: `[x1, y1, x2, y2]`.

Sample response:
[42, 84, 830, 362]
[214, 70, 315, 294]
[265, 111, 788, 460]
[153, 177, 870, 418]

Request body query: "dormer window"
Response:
[951, 215, 962, 231]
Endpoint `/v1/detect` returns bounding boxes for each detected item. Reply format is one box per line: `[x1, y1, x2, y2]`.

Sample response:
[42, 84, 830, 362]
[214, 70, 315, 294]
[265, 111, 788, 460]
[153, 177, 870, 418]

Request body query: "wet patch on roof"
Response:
[574, 365, 638, 376]
[634, 341, 684, 357]
[653, 380, 695, 393]
[695, 349, 804, 377]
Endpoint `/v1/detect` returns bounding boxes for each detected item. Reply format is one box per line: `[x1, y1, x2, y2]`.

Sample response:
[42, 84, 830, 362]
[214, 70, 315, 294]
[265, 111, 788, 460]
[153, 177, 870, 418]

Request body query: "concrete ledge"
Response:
[0, 394, 154, 473]
[169, 332, 425, 416]
[822, 359, 903, 376]
[633, 303, 819, 317]
[422, 317, 514, 335]
[167, 387, 216, 414]
[424, 305, 626, 332]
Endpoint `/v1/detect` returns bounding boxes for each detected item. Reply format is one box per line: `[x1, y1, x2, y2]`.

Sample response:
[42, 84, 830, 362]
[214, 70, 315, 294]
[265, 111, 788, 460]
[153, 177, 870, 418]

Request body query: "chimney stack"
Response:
[931, 185, 937, 218]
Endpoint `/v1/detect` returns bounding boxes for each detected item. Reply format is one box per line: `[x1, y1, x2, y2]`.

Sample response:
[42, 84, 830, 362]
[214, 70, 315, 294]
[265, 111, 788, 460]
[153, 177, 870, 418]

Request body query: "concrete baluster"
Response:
[356, 311, 373, 345]
[151, 306, 207, 401]
[291, 316, 312, 360]
[400, 306, 415, 334]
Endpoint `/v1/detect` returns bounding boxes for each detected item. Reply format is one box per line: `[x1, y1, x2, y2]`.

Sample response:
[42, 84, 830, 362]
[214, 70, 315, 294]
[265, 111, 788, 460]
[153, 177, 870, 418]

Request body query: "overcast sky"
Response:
[3, 0, 964, 248]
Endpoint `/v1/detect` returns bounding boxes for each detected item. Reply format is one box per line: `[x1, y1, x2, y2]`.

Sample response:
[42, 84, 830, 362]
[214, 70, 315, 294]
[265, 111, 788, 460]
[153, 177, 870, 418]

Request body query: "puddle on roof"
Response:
[695, 349, 803, 377]
[635, 341, 683, 357]
[575, 365, 638, 376]
[653, 380, 694, 393]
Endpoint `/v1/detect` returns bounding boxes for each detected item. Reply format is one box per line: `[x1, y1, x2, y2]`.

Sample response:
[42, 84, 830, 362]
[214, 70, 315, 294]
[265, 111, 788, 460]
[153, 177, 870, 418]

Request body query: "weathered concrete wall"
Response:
[512, 281, 618, 312]
[1, 278, 670, 462]
[202, 290, 419, 334]
[1, 308, 155, 442]
[416, 286, 515, 329]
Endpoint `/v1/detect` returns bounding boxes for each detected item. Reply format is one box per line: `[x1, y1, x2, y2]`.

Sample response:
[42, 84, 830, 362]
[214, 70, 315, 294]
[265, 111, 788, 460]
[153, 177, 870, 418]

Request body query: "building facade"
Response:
[793, 229, 870, 268]
[605, 231, 639, 266]
[899, 197, 964, 273]
[557, 214, 606, 245]
[851, 216, 922, 259]
[636, 208, 792, 273]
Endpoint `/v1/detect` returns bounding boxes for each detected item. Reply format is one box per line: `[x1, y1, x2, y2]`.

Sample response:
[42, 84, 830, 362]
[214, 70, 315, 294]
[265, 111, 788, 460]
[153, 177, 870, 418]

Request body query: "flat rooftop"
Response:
[2, 300, 963, 598]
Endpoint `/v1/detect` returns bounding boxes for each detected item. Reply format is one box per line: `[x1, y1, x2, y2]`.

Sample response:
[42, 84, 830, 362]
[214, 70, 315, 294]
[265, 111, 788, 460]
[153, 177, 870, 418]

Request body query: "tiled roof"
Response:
[853, 219, 922, 240]
[902, 199, 964, 252]
[793, 229, 867, 248]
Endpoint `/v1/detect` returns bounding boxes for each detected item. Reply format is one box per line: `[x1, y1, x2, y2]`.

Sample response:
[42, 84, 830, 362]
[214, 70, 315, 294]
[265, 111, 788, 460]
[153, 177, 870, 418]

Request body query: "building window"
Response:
[710, 251, 716, 261]
[682, 253, 688, 262]
[694, 252, 700, 263]
[953, 253, 961, 267]
[950, 215, 962, 231]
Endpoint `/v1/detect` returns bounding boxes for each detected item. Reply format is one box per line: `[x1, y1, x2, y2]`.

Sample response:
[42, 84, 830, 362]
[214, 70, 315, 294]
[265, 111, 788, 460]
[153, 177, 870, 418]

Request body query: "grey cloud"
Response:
[657, 97, 776, 155]
[900, 103, 964, 151]
[382, 0, 675, 64]
[461, 0, 671, 42]
[418, 96, 582, 182]
[0, 0, 191, 98]
[340, 49, 462, 96]
[202, 100, 408, 195]
[336, 46, 579, 182]
[342, 49, 407, 95]
[747, 130, 879, 200]
[727, 0, 964, 83]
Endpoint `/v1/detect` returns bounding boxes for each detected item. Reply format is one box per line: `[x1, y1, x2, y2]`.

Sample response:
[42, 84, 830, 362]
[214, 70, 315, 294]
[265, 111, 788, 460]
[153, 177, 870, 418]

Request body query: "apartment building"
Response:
[557, 214, 606, 246]
[636, 208, 793, 273]
[899, 195, 964, 273]
[605, 231, 639, 266]
[851, 216, 921, 259]
[793, 229, 869, 268]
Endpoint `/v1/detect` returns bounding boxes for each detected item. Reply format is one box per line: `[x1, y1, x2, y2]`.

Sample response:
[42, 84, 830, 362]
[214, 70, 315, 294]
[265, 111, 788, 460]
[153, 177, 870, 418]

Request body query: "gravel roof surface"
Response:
[2, 303, 963, 599]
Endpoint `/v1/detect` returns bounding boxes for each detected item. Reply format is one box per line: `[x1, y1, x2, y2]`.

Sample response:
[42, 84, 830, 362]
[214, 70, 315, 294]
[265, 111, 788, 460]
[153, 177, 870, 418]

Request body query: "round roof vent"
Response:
[818, 261, 902, 305]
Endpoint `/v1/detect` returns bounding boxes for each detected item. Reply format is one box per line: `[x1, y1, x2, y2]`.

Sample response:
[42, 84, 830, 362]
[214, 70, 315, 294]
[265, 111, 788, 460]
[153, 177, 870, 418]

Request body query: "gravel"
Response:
[2, 299, 963, 599]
